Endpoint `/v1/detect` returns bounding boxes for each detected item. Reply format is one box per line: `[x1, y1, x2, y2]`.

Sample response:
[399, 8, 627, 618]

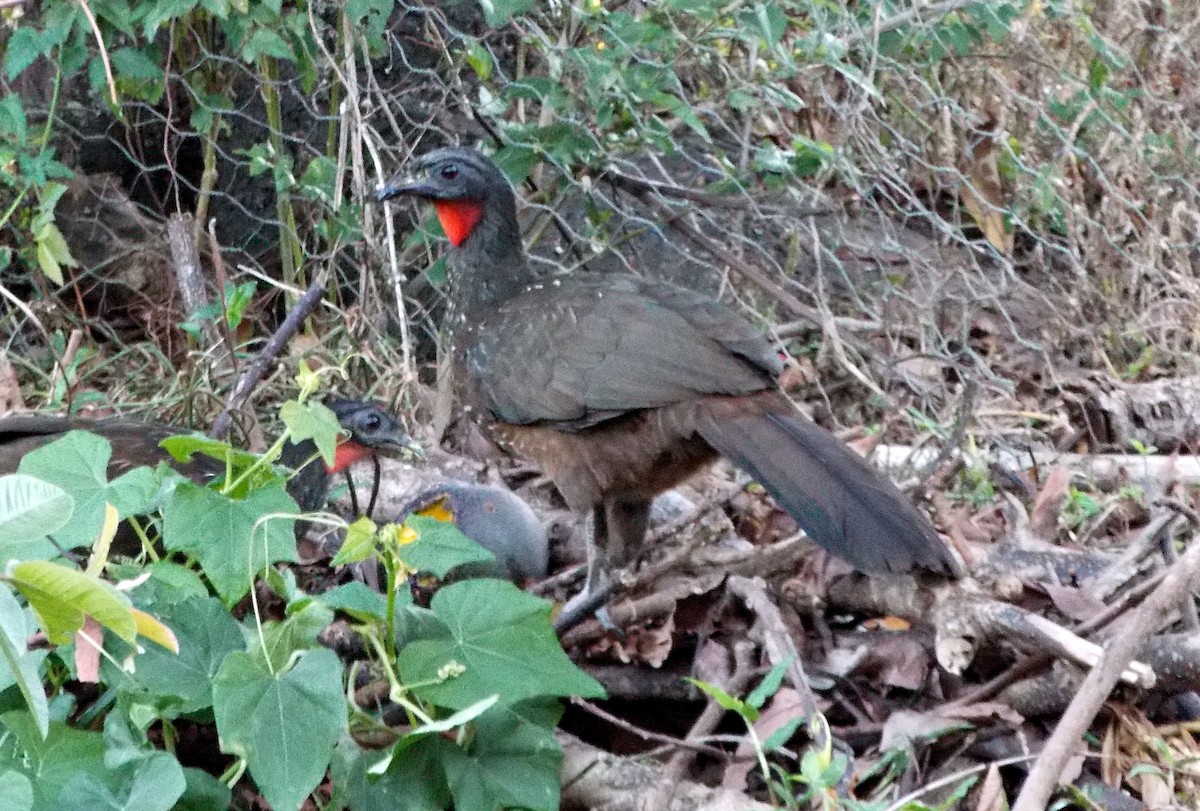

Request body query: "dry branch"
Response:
[1011, 525, 1200, 811]
[209, 270, 327, 439]
[876, 444, 1200, 489]
[166, 213, 219, 350]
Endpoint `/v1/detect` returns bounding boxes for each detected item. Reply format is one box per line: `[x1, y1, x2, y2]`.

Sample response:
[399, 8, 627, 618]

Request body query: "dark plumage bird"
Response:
[399, 482, 549, 583]
[0, 398, 421, 514]
[377, 147, 960, 593]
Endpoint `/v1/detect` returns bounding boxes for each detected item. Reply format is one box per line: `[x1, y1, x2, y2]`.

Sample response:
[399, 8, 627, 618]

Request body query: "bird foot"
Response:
[553, 578, 616, 634]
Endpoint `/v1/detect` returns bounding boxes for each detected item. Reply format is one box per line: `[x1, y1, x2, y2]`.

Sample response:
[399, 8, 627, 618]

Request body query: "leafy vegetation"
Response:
[0, 384, 602, 809]
[3, 0, 1199, 807]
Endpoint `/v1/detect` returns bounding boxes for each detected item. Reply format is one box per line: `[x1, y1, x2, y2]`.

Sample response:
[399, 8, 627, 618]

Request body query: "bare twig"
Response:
[665, 640, 758, 779]
[209, 271, 327, 439]
[1011, 523, 1200, 811]
[570, 697, 729, 758]
[726, 576, 824, 742]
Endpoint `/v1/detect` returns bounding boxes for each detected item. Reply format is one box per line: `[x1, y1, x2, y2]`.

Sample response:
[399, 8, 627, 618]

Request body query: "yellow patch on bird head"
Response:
[416, 497, 456, 524]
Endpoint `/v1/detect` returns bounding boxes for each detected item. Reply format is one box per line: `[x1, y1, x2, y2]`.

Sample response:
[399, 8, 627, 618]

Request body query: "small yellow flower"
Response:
[596, 40, 606, 51]
[380, 522, 418, 547]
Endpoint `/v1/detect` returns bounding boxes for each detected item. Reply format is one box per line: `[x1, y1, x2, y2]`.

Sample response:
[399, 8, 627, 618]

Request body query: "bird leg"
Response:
[558, 498, 652, 632]
[603, 498, 652, 571]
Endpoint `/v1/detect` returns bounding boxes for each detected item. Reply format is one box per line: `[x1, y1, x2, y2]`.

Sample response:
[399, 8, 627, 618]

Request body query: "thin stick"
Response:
[209, 271, 327, 439]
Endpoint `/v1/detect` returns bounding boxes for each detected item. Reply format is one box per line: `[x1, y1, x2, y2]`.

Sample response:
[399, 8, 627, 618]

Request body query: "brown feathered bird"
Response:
[0, 398, 421, 515]
[378, 147, 958, 593]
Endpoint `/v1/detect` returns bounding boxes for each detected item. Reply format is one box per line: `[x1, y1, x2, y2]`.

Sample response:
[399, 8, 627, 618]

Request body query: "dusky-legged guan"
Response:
[0, 398, 421, 516]
[398, 482, 549, 583]
[0, 400, 552, 580]
[378, 147, 960, 591]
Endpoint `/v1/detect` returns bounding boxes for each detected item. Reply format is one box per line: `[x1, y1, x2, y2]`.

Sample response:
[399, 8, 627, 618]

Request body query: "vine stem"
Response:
[75, 0, 119, 109]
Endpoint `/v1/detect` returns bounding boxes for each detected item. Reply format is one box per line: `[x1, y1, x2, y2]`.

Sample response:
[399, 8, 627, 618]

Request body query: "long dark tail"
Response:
[696, 407, 959, 575]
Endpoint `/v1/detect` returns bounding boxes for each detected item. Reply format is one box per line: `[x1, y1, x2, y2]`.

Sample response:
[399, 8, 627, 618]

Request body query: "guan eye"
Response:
[362, 413, 382, 429]
[440, 164, 459, 179]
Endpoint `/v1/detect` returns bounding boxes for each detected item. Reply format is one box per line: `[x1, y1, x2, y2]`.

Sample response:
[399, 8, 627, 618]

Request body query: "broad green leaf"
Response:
[161, 481, 298, 605]
[0, 474, 73, 547]
[158, 434, 258, 477]
[318, 581, 387, 622]
[344, 0, 392, 50]
[442, 703, 563, 811]
[396, 580, 604, 710]
[8, 560, 136, 645]
[3, 28, 51, 81]
[331, 516, 378, 566]
[738, 2, 787, 45]
[18, 432, 159, 549]
[119, 560, 208, 607]
[139, 0, 198, 37]
[116, 596, 241, 714]
[279, 400, 340, 467]
[0, 588, 47, 738]
[249, 600, 334, 673]
[465, 40, 493, 80]
[0, 770, 33, 811]
[175, 767, 232, 811]
[240, 28, 295, 62]
[0, 713, 112, 809]
[396, 515, 495, 578]
[34, 222, 77, 286]
[108, 46, 163, 81]
[54, 714, 186, 810]
[331, 736, 453, 811]
[652, 91, 711, 142]
[213, 649, 347, 811]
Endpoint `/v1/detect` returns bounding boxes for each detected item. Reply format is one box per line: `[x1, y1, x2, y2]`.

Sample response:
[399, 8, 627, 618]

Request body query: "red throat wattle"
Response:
[433, 200, 484, 247]
[328, 440, 373, 474]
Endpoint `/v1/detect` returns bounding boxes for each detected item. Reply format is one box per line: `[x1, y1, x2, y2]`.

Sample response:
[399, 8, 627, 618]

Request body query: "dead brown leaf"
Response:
[974, 764, 1007, 811]
[1029, 467, 1072, 539]
[959, 118, 1013, 255]
[1041, 582, 1107, 623]
[589, 612, 675, 668]
[846, 635, 932, 692]
[0, 355, 22, 414]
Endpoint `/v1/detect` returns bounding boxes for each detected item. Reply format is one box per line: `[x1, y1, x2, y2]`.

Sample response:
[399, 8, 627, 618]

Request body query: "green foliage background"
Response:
[1, 0, 1199, 808]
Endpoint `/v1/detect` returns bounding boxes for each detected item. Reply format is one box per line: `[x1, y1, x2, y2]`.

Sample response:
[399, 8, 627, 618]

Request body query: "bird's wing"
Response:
[463, 276, 781, 427]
